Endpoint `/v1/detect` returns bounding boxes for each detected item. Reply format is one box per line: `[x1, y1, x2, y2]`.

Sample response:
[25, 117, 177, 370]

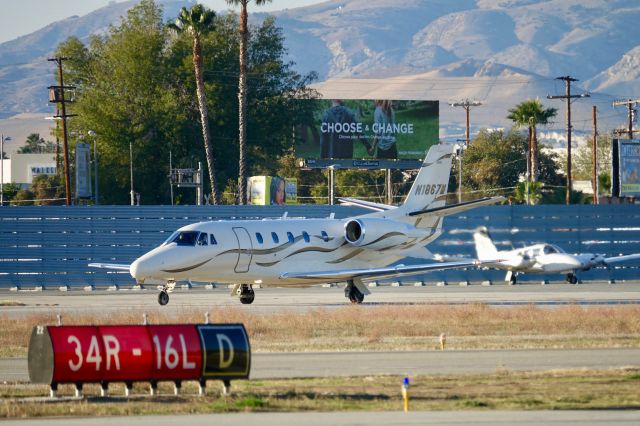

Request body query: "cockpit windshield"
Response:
[171, 231, 200, 246]
[543, 244, 564, 254]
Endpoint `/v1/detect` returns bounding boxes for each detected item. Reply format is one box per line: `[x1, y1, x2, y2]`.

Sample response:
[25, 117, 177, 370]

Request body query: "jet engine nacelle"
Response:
[344, 218, 424, 250]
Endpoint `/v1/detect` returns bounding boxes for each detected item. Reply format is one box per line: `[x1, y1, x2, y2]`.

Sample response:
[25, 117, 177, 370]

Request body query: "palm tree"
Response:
[507, 99, 557, 183]
[226, 0, 272, 204]
[168, 4, 220, 204]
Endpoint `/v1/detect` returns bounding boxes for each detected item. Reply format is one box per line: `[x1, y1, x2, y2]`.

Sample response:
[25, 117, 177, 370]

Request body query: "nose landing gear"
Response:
[157, 280, 176, 305]
[158, 291, 169, 306]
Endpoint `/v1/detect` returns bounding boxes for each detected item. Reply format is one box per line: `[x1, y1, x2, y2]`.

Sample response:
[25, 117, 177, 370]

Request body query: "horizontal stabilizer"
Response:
[88, 263, 131, 272]
[280, 258, 489, 282]
[408, 196, 504, 217]
[338, 197, 396, 212]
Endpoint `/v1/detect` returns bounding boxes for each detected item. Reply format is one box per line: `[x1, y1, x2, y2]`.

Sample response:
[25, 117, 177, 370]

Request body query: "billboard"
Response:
[613, 139, 640, 197]
[296, 100, 439, 162]
[248, 176, 297, 205]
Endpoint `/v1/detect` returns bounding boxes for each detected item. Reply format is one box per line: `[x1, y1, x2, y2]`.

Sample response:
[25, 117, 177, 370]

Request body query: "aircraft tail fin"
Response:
[473, 226, 499, 261]
[398, 143, 455, 214]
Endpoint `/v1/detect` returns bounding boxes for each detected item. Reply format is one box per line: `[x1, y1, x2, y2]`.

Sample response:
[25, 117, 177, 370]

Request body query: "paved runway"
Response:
[2, 410, 639, 425]
[1, 282, 639, 316]
[3, 348, 640, 382]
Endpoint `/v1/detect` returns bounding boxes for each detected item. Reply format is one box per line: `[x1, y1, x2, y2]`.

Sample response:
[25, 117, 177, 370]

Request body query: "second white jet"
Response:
[473, 226, 640, 284]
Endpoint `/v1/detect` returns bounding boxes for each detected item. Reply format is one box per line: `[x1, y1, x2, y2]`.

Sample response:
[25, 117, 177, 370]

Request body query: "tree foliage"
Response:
[462, 129, 562, 202]
[571, 134, 612, 195]
[507, 98, 557, 183]
[17, 133, 55, 154]
[168, 3, 220, 204]
[52, 0, 317, 204]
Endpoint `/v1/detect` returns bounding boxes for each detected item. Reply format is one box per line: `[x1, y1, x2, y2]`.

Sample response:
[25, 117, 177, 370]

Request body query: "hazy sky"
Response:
[0, 0, 324, 44]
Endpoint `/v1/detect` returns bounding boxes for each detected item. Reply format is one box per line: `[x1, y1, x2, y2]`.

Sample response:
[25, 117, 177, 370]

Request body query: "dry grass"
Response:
[1, 368, 639, 417]
[1, 304, 640, 356]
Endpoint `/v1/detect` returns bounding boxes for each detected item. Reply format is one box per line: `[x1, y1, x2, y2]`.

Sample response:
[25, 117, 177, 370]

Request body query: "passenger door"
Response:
[232, 227, 252, 273]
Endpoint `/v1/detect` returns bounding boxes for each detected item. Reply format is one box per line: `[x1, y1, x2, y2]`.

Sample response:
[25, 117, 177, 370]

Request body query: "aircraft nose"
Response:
[130, 258, 152, 281]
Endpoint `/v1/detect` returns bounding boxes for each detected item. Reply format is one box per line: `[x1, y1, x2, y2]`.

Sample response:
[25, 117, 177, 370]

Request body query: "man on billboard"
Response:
[320, 100, 373, 158]
[372, 100, 398, 159]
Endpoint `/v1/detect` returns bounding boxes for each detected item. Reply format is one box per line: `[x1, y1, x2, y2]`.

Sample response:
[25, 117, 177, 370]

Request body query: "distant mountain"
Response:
[270, 0, 640, 85]
[0, 0, 638, 138]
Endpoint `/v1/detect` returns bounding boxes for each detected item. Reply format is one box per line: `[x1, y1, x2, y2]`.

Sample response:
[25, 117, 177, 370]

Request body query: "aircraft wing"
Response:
[88, 263, 131, 272]
[279, 259, 485, 282]
[337, 197, 396, 212]
[602, 253, 640, 266]
[408, 196, 505, 218]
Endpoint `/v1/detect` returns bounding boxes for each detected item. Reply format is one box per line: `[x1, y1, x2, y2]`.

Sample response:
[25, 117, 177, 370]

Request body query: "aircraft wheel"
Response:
[158, 290, 169, 306]
[510, 275, 517, 285]
[239, 292, 255, 304]
[347, 286, 364, 304]
[568, 274, 578, 284]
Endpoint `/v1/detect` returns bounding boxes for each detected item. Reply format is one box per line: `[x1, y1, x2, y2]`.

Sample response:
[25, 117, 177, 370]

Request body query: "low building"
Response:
[0, 153, 56, 189]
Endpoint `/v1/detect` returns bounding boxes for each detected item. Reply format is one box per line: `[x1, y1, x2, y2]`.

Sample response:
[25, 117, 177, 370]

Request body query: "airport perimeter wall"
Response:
[1, 204, 639, 288]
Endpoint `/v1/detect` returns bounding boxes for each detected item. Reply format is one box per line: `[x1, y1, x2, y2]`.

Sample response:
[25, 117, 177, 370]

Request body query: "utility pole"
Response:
[129, 141, 135, 206]
[547, 76, 589, 205]
[385, 168, 393, 205]
[612, 99, 639, 139]
[455, 140, 465, 203]
[48, 56, 75, 206]
[592, 106, 598, 205]
[449, 100, 482, 146]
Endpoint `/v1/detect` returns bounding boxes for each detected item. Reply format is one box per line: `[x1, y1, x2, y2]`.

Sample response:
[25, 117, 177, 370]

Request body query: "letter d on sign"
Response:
[198, 324, 250, 379]
[216, 334, 234, 369]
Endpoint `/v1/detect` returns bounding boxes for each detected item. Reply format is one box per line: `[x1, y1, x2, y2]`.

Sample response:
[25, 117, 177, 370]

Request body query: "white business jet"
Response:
[90, 144, 503, 306]
[473, 226, 640, 284]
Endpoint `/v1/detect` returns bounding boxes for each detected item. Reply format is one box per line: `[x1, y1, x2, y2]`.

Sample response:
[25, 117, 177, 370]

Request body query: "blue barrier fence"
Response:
[1, 204, 639, 288]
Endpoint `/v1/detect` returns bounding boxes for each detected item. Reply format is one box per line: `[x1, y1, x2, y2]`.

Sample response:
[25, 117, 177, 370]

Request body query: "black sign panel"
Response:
[197, 324, 251, 379]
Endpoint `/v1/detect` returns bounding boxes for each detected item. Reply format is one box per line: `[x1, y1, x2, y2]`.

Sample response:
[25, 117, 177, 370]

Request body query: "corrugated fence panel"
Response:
[1, 204, 640, 288]
[0, 205, 364, 288]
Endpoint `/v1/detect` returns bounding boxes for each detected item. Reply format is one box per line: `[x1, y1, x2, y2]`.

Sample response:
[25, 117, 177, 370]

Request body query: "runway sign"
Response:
[28, 324, 250, 387]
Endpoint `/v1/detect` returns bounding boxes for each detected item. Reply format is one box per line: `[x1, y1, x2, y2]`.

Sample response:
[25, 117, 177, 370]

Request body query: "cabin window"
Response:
[196, 232, 208, 246]
[210, 234, 217, 245]
[256, 232, 264, 244]
[321, 231, 329, 242]
[287, 232, 295, 243]
[271, 232, 279, 244]
[171, 231, 199, 246]
[302, 231, 310, 243]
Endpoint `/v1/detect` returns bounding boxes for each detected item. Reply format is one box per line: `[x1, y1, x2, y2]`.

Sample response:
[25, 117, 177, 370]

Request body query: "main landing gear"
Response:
[566, 273, 578, 284]
[237, 284, 255, 305]
[157, 280, 176, 306]
[345, 280, 365, 304]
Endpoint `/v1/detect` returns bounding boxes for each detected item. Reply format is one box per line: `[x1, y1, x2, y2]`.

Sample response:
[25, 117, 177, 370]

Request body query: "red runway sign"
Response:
[28, 323, 250, 390]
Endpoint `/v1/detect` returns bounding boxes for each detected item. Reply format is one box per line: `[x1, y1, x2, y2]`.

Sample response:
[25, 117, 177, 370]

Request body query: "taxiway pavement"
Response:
[3, 348, 639, 382]
[2, 410, 639, 425]
[1, 282, 639, 317]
